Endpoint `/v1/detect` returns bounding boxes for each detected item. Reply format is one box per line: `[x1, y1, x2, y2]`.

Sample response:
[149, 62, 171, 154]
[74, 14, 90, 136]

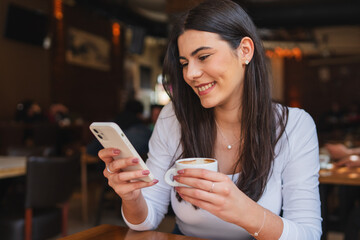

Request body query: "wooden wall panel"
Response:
[0, 0, 51, 120]
[51, 4, 125, 121]
[284, 57, 360, 124]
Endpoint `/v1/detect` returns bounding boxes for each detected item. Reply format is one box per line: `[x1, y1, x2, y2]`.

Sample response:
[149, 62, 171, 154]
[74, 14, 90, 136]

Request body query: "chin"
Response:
[199, 99, 216, 109]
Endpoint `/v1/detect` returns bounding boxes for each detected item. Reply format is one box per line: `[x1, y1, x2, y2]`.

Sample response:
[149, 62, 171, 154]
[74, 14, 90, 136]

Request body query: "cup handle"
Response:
[164, 168, 179, 186]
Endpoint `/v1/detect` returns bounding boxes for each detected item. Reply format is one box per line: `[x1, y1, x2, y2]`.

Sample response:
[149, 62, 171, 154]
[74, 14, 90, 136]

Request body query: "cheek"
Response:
[207, 64, 231, 81]
[208, 55, 236, 77]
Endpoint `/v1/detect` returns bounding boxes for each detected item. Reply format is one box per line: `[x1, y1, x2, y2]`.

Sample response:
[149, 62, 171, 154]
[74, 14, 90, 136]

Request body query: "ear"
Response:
[236, 37, 254, 65]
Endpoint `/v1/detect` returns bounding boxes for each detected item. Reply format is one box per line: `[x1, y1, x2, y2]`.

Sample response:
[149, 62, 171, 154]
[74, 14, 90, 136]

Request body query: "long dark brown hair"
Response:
[162, 0, 288, 202]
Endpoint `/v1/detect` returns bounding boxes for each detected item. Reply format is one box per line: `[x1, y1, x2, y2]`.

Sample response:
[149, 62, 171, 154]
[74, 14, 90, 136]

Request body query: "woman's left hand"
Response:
[174, 168, 251, 226]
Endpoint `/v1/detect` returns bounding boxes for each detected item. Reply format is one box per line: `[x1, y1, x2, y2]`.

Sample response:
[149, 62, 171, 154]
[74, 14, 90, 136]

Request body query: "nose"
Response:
[185, 62, 202, 80]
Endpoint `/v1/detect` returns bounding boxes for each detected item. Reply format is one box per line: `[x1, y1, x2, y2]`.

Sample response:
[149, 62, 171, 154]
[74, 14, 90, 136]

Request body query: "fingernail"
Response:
[177, 170, 184, 174]
[142, 170, 150, 175]
[132, 158, 139, 163]
[153, 179, 159, 184]
[173, 175, 179, 180]
[113, 149, 120, 154]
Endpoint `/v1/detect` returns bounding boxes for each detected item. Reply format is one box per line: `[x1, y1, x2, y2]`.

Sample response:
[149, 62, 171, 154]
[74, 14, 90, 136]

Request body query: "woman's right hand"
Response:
[99, 148, 158, 201]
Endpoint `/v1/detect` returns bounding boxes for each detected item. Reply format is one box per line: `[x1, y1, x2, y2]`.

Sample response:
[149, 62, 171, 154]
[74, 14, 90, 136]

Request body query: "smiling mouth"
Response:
[197, 82, 215, 93]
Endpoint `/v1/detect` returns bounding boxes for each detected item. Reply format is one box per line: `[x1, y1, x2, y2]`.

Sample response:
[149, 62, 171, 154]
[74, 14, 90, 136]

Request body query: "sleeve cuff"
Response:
[278, 217, 290, 240]
[121, 203, 156, 231]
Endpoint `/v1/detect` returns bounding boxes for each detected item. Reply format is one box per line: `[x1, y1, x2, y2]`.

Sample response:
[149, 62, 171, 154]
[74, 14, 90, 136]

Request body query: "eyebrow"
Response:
[179, 46, 212, 60]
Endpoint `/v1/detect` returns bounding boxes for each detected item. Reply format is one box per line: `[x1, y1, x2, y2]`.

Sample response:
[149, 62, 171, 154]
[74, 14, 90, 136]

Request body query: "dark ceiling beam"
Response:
[166, 0, 204, 13]
[74, 0, 168, 37]
[239, 1, 360, 28]
[74, 0, 360, 38]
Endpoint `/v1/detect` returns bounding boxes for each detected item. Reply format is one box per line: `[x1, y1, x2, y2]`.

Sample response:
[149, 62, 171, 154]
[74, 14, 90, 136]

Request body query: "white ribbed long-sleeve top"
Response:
[122, 103, 322, 240]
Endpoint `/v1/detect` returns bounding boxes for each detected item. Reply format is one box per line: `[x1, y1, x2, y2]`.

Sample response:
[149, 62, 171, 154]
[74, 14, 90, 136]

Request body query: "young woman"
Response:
[99, 0, 322, 239]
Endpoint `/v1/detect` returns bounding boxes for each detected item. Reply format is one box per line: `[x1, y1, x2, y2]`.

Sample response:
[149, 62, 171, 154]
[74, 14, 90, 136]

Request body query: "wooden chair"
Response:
[80, 147, 100, 223]
[0, 155, 80, 240]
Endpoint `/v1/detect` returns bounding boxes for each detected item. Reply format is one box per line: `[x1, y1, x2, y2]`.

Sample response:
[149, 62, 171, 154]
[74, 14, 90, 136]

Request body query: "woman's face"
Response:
[177, 30, 246, 110]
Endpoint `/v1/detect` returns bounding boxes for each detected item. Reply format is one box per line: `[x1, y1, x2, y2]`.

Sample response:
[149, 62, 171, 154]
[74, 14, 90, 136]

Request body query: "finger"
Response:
[115, 169, 152, 182]
[106, 164, 115, 174]
[103, 165, 152, 181]
[98, 148, 121, 164]
[174, 176, 209, 190]
[109, 157, 139, 172]
[103, 168, 110, 178]
[178, 189, 222, 211]
[178, 168, 227, 182]
[176, 184, 230, 213]
[178, 186, 214, 203]
[103, 167, 116, 179]
[174, 176, 227, 195]
[112, 179, 159, 196]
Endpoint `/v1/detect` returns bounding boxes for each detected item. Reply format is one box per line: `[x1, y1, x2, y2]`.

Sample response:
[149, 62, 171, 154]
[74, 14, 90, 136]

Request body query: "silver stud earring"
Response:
[245, 60, 249, 65]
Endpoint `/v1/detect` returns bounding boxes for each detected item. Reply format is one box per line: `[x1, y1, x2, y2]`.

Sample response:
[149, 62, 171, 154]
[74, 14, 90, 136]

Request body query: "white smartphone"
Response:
[89, 122, 154, 182]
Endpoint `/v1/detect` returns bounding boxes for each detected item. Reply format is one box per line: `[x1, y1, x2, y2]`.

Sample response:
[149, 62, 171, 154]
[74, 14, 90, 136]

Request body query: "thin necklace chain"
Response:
[215, 120, 241, 150]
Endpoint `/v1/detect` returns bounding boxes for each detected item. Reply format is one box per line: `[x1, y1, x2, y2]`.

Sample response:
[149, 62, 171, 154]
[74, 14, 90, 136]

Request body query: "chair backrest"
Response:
[25, 155, 80, 208]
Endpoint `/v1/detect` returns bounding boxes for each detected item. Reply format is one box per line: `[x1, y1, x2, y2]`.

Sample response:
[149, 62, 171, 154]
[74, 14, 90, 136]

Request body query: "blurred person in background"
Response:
[46, 103, 71, 127]
[148, 104, 163, 131]
[15, 99, 44, 123]
[14, 99, 45, 145]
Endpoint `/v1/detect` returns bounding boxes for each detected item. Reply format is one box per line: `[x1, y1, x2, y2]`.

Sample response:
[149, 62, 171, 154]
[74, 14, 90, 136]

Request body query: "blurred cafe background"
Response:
[0, 0, 359, 239]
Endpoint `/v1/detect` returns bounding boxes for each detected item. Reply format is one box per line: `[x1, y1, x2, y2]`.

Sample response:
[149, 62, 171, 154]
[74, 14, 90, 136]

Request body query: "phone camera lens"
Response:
[98, 134, 103, 139]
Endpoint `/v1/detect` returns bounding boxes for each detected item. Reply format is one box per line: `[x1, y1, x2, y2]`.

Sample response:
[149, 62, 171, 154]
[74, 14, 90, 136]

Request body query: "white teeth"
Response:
[198, 82, 214, 92]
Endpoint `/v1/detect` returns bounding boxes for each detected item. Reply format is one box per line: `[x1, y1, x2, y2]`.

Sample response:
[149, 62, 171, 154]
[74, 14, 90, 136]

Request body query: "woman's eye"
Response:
[199, 55, 210, 61]
[180, 62, 188, 67]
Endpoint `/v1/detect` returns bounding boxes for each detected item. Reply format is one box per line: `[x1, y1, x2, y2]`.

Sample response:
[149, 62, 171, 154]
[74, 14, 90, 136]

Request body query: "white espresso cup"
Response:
[164, 158, 218, 187]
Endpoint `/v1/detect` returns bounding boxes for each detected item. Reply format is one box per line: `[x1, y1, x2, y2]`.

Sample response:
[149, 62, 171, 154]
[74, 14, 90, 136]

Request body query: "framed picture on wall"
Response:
[66, 27, 110, 71]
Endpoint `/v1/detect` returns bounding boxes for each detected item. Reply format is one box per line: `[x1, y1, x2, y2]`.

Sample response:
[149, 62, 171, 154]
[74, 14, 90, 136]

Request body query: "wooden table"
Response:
[0, 156, 26, 179]
[319, 166, 360, 186]
[59, 224, 206, 240]
[319, 165, 360, 240]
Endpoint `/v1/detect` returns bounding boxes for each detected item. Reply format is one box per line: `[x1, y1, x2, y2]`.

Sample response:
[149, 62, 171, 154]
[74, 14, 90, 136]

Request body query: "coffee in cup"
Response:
[164, 158, 218, 187]
[178, 159, 216, 165]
